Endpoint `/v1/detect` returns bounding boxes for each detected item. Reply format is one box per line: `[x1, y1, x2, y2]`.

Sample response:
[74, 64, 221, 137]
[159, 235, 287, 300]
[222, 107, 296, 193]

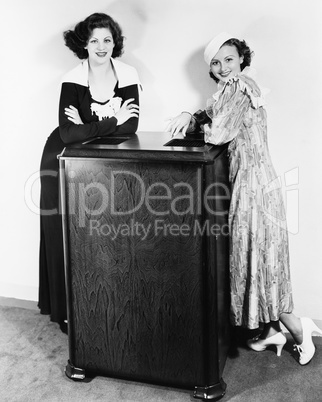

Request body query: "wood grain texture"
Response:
[65, 161, 206, 386]
[61, 145, 230, 389]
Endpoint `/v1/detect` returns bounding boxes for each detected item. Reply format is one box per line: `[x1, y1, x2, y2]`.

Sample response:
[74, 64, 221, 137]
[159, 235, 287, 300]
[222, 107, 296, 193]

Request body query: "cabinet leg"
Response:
[65, 360, 86, 381]
[193, 378, 226, 401]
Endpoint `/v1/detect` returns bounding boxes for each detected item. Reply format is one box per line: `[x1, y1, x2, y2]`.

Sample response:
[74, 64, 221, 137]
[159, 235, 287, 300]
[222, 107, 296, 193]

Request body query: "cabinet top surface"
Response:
[60, 131, 226, 163]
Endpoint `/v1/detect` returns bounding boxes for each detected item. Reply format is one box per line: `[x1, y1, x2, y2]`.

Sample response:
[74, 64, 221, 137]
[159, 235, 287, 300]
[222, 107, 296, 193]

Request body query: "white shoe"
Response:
[247, 331, 287, 357]
[294, 317, 322, 365]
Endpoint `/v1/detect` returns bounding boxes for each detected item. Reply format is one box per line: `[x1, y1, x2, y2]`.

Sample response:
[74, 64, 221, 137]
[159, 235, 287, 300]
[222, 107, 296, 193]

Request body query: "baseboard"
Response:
[0, 282, 38, 302]
[0, 296, 38, 310]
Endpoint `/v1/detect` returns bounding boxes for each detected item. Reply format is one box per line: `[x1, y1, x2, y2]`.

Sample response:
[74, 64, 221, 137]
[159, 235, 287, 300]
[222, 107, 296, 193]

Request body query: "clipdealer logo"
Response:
[88, 218, 230, 240]
[24, 166, 299, 237]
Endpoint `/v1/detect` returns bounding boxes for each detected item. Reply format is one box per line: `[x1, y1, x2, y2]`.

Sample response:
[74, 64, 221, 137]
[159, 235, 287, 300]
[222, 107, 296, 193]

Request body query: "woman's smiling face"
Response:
[210, 45, 243, 83]
[85, 27, 115, 65]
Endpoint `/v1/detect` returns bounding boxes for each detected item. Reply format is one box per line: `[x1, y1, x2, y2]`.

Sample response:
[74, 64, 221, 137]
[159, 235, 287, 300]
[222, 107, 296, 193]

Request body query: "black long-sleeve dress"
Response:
[39, 58, 140, 329]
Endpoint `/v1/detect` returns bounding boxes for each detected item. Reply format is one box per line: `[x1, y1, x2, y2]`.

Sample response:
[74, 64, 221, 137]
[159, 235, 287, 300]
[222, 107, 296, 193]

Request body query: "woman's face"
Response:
[85, 27, 115, 65]
[210, 45, 243, 83]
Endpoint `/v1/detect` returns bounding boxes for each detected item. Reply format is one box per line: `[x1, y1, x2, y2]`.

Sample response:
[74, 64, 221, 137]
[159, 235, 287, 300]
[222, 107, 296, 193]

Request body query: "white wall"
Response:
[1, 0, 321, 320]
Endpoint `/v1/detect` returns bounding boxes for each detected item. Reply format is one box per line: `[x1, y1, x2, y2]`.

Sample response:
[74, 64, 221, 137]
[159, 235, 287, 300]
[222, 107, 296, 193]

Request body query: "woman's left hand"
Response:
[65, 105, 84, 125]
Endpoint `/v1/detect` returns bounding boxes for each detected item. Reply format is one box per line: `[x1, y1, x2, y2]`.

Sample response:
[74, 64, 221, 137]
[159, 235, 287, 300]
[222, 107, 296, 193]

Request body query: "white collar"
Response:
[61, 58, 141, 89]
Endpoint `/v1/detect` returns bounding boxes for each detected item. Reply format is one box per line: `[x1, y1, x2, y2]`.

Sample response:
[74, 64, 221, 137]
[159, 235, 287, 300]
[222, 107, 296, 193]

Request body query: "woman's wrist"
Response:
[181, 111, 192, 125]
[181, 111, 192, 117]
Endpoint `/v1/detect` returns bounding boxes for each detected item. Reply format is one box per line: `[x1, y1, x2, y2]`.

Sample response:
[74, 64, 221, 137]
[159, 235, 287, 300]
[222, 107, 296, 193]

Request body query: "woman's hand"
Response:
[64, 105, 84, 125]
[165, 112, 191, 137]
[115, 98, 139, 126]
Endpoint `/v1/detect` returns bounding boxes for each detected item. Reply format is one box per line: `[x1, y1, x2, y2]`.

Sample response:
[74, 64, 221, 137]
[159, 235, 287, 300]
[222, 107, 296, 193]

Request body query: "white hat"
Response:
[204, 32, 234, 66]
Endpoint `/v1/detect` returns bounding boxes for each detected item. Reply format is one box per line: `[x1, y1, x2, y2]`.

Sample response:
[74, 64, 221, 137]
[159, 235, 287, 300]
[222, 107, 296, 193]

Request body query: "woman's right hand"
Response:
[115, 98, 139, 126]
[165, 112, 192, 137]
[64, 105, 84, 125]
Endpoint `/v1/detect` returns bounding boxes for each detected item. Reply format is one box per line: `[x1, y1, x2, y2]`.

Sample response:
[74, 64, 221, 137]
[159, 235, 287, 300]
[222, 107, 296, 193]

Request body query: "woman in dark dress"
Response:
[39, 13, 140, 331]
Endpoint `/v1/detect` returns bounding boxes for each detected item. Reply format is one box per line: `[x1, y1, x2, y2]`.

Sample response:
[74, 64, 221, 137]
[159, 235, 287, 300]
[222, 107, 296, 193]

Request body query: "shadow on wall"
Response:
[185, 47, 218, 109]
[105, 0, 160, 130]
[104, 0, 154, 85]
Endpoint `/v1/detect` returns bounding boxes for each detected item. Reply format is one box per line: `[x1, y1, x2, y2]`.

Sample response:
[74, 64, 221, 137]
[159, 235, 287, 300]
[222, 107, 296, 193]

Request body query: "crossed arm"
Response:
[58, 83, 140, 144]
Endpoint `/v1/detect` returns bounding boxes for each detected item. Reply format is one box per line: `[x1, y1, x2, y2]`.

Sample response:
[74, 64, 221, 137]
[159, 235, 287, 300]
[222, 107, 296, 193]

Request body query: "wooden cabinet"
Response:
[59, 132, 231, 400]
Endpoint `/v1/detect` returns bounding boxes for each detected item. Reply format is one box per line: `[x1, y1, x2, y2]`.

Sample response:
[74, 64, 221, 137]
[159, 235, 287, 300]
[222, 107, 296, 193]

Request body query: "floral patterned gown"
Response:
[192, 70, 294, 329]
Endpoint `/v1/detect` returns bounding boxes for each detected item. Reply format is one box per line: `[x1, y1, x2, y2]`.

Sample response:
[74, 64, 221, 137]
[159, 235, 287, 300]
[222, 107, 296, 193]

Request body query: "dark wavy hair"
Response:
[63, 13, 124, 59]
[209, 38, 254, 82]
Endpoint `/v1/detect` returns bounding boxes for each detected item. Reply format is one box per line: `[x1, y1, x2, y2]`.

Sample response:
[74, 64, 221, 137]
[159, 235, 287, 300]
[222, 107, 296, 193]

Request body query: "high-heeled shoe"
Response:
[247, 331, 286, 357]
[294, 317, 322, 365]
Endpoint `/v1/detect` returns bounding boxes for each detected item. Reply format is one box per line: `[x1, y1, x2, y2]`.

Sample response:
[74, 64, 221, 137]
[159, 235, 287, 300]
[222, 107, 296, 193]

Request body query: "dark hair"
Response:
[63, 13, 124, 59]
[209, 38, 254, 82]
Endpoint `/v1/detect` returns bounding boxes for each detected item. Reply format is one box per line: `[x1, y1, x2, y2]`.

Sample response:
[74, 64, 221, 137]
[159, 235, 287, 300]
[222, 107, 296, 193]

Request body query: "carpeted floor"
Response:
[0, 299, 321, 401]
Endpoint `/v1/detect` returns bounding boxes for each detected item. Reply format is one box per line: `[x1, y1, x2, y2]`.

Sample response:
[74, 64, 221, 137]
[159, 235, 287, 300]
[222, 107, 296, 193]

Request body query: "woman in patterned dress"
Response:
[39, 13, 140, 332]
[166, 32, 322, 365]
